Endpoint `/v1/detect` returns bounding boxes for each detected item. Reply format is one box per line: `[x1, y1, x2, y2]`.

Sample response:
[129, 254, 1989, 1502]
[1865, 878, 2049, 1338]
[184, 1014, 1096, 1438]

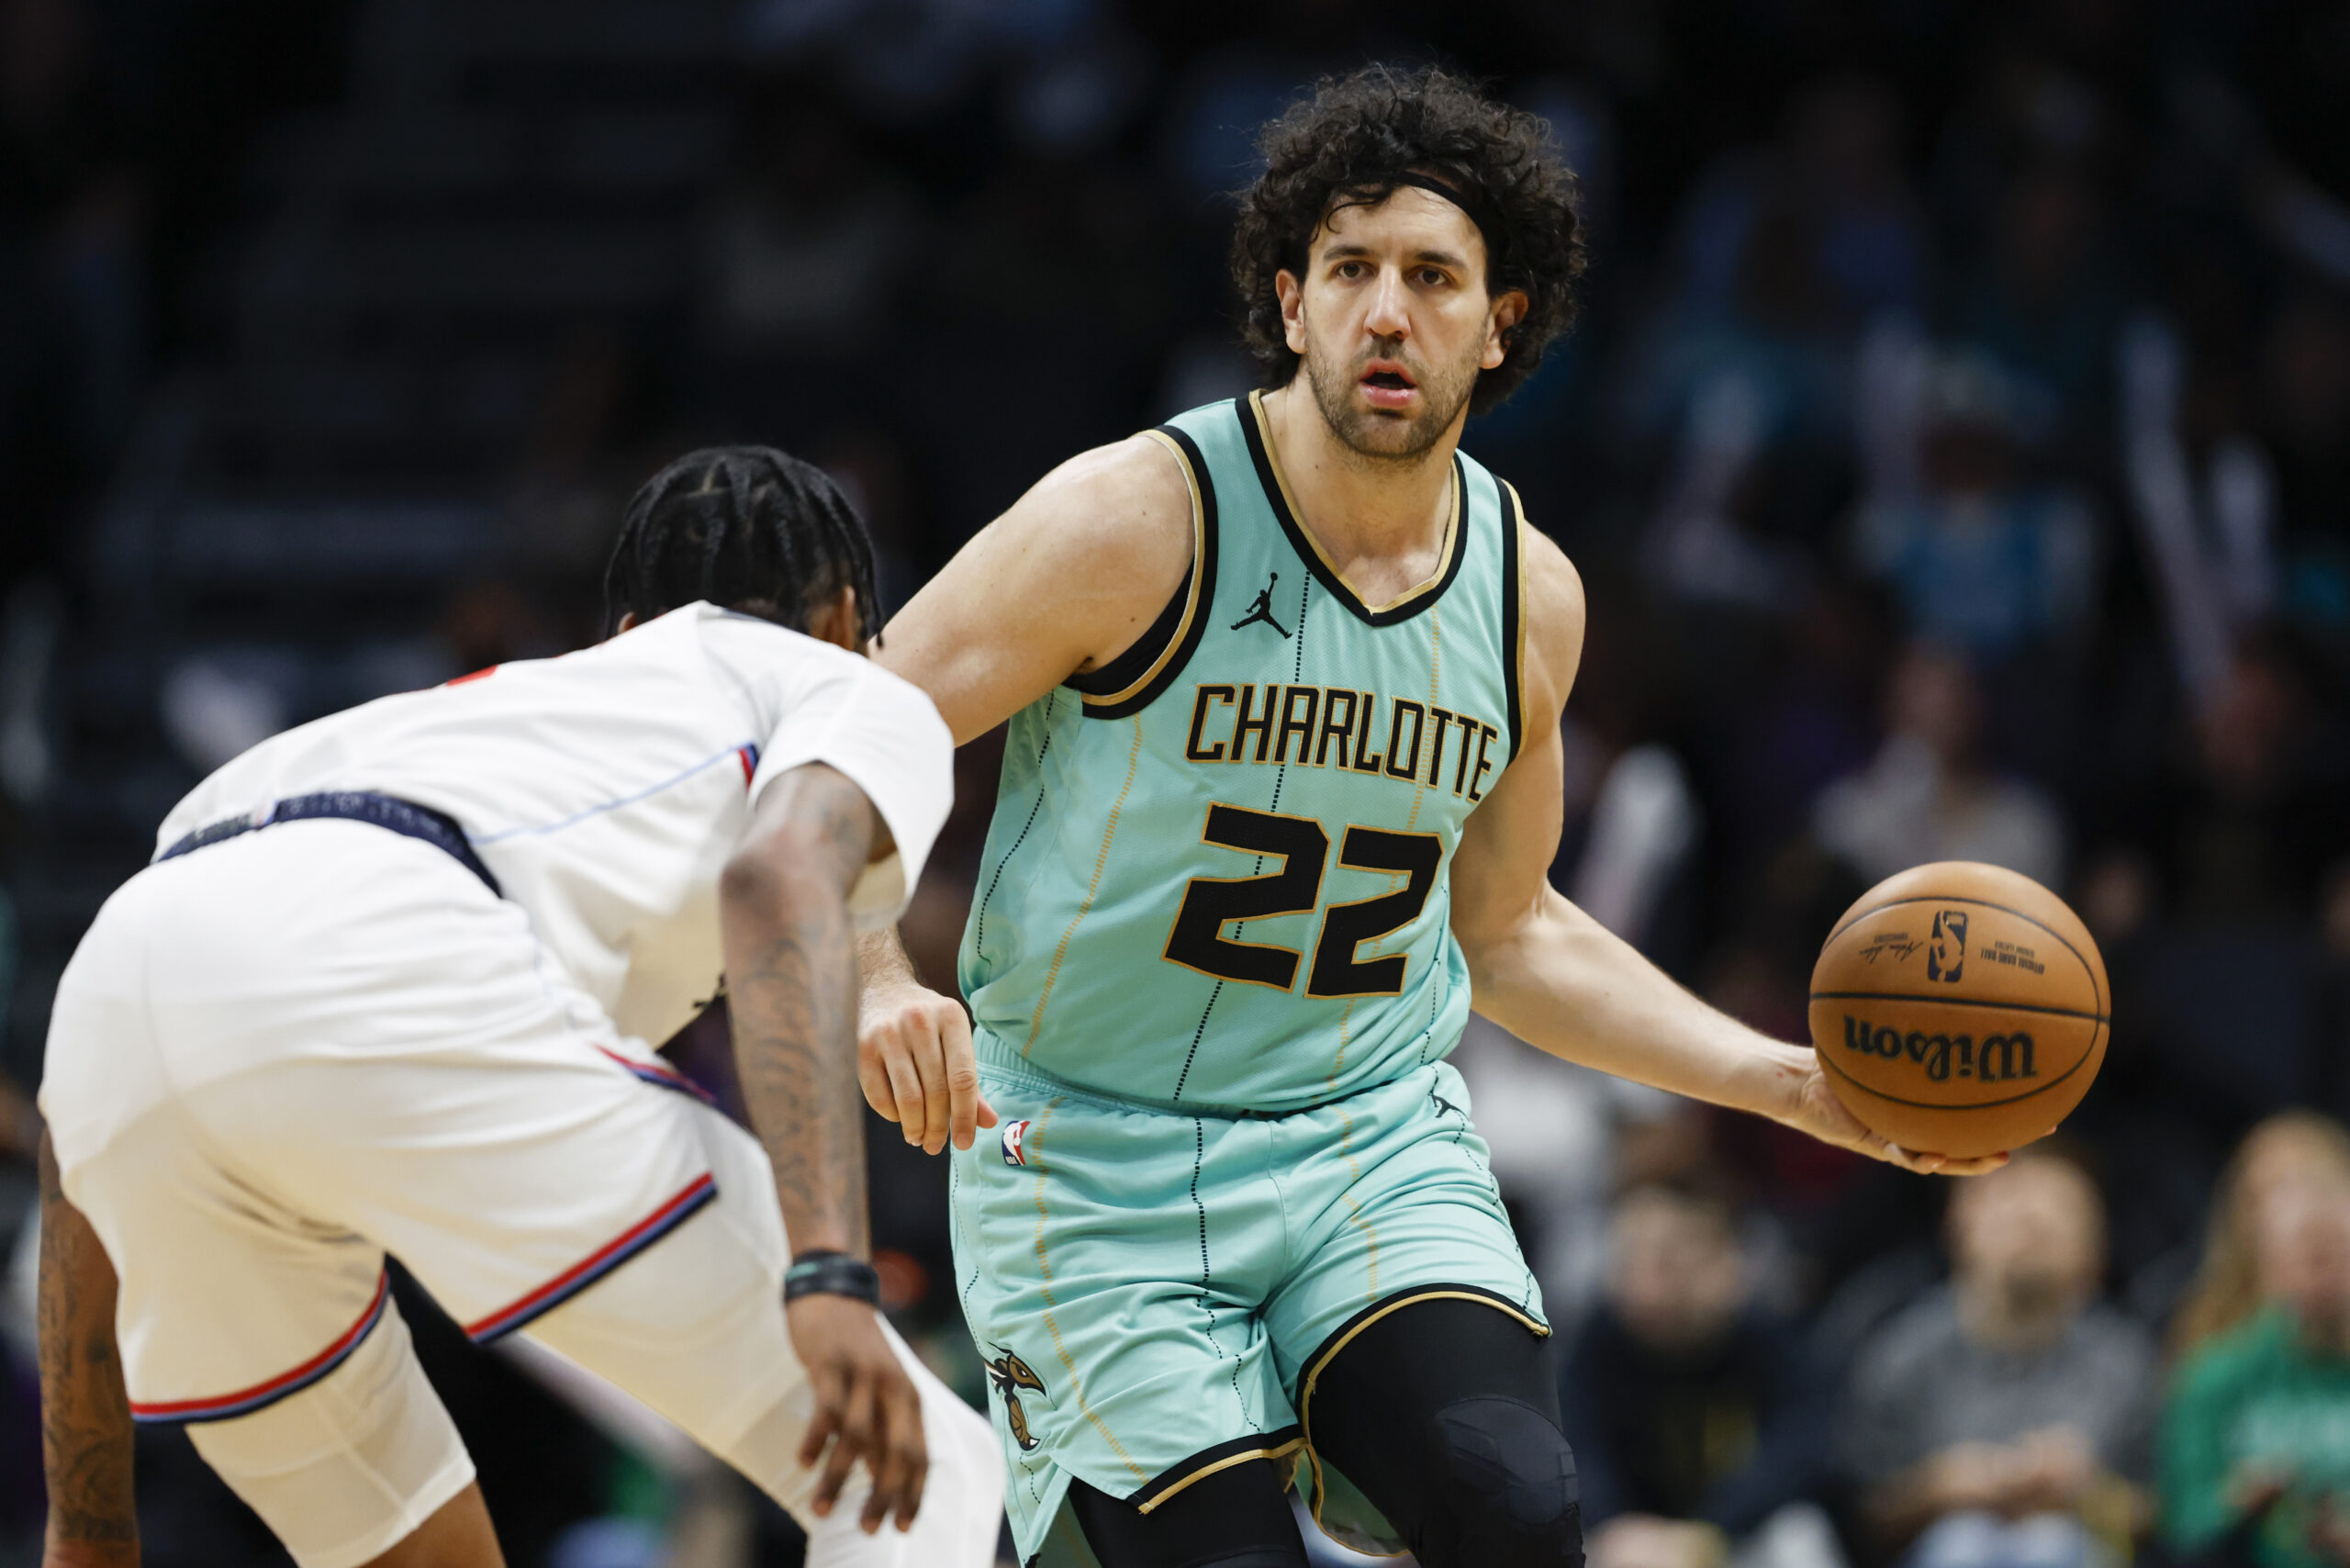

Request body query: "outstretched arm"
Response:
[1449, 528, 2001, 1174]
[721, 763, 923, 1532]
[38, 1131, 139, 1568]
[856, 433, 1197, 1151]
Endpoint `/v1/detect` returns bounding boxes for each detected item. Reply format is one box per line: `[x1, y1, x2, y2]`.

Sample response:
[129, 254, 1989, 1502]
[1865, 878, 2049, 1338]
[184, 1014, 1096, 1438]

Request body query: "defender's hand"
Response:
[1774, 1064, 2009, 1177]
[857, 984, 997, 1154]
[788, 1294, 929, 1533]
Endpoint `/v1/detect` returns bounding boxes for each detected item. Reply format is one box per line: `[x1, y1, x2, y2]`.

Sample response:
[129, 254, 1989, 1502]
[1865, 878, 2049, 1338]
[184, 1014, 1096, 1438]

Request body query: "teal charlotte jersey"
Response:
[958, 390, 1530, 1112]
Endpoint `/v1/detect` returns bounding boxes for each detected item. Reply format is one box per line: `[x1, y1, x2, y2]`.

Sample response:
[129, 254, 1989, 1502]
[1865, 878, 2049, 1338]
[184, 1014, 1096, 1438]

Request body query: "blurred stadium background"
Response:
[3, 0, 2350, 1564]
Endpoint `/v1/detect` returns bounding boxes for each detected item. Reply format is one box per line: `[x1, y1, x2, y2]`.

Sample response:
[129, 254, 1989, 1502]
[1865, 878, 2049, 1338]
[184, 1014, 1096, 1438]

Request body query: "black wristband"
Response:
[784, 1249, 882, 1306]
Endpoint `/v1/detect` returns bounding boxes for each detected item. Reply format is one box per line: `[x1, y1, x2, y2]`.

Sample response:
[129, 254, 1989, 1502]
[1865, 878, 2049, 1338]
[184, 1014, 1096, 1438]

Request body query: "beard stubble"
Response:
[1300, 334, 1482, 464]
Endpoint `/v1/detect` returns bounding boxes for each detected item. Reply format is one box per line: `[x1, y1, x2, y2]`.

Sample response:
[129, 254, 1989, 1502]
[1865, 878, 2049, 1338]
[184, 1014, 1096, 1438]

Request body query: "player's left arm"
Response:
[37, 1131, 139, 1568]
[721, 762, 928, 1533]
[1447, 528, 2000, 1174]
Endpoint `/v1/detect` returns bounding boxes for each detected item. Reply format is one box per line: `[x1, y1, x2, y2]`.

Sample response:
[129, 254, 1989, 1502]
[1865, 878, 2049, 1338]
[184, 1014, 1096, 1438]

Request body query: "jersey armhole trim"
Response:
[1070, 425, 1218, 720]
[1063, 564, 1191, 699]
[1498, 476, 1528, 765]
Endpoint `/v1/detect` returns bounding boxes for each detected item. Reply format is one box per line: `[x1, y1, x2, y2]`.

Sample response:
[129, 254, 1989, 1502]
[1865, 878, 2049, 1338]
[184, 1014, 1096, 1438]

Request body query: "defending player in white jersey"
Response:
[35, 448, 1005, 1568]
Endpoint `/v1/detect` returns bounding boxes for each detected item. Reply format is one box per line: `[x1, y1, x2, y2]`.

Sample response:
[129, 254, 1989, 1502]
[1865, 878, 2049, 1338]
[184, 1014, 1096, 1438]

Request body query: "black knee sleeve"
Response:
[1065, 1462, 1308, 1568]
[1425, 1393, 1583, 1568]
[1306, 1294, 1584, 1568]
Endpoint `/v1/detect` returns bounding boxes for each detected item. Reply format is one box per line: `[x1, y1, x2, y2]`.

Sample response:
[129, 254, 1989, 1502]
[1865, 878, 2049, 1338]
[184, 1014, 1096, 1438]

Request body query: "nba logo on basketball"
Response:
[1002, 1119, 1033, 1167]
[1928, 911, 1967, 983]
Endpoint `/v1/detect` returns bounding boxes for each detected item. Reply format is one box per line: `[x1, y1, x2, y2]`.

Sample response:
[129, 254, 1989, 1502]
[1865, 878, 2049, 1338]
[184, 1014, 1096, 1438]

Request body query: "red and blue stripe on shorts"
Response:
[129, 1271, 393, 1426]
[463, 1172, 719, 1343]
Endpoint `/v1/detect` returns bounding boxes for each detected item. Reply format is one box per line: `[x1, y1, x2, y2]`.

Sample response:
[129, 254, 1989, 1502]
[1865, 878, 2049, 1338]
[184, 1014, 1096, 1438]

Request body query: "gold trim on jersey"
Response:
[1501, 476, 1534, 759]
[1132, 1434, 1310, 1515]
[1247, 390, 1461, 616]
[1080, 430, 1209, 710]
[1024, 715, 1147, 1050]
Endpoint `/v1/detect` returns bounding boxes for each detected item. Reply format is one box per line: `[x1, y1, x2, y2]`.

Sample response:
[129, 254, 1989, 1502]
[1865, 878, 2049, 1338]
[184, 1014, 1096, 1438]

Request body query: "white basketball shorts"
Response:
[40, 819, 1002, 1568]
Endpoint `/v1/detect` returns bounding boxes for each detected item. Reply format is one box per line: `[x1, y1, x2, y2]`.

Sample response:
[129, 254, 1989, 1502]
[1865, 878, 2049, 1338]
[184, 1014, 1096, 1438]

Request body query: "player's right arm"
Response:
[38, 1131, 139, 1568]
[724, 762, 929, 1534]
[856, 436, 1196, 1153]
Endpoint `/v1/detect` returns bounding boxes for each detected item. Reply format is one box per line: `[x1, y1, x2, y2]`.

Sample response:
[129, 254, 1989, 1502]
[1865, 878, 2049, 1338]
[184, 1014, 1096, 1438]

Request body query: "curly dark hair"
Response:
[1231, 65, 1586, 417]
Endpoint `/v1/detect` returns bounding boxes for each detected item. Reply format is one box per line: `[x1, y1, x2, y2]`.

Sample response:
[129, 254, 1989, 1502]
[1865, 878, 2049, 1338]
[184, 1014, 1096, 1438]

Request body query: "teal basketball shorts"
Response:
[951, 1037, 1548, 1565]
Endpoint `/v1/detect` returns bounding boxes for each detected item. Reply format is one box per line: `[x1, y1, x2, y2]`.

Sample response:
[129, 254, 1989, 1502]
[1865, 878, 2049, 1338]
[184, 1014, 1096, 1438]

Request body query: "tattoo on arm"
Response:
[38, 1133, 138, 1552]
[722, 766, 880, 1258]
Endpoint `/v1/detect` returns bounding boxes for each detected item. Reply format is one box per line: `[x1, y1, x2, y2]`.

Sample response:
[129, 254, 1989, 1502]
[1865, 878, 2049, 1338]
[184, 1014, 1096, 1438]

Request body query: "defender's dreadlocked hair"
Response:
[602, 446, 882, 643]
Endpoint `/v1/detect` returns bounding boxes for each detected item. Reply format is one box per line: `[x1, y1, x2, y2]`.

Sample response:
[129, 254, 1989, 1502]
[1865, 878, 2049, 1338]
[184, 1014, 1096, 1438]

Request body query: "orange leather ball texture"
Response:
[1808, 861, 2109, 1159]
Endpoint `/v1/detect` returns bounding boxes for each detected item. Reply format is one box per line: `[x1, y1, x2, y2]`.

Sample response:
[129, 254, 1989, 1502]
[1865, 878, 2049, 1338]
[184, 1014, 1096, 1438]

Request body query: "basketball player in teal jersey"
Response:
[856, 67, 2004, 1568]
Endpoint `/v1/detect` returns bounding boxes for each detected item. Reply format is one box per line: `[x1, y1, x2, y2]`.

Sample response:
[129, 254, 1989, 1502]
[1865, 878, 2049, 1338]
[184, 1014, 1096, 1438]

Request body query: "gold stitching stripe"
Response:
[1024, 715, 1147, 1054]
[1025, 1098, 1149, 1483]
[1502, 477, 1534, 757]
[1082, 430, 1211, 709]
[1334, 1113, 1380, 1305]
[1248, 391, 1460, 615]
[1133, 1434, 1310, 1515]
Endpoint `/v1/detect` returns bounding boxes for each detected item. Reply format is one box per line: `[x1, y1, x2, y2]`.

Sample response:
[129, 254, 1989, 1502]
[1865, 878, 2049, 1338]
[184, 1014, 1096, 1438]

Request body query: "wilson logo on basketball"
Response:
[1841, 1015, 2037, 1082]
[1927, 911, 1966, 982]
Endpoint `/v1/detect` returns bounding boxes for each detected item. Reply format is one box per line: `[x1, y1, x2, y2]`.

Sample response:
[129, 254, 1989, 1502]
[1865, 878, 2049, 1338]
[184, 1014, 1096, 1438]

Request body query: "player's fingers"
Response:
[894, 1432, 930, 1532]
[942, 1005, 984, 1151]
[860, 1380, 910, 1534]
[909, 1026, 953, 1158]
[881, 1044, 927, 1148]
[880, 1381, 930, 1532]
[856, 1028, 899, 1123]
[977, 1091, 1000, 1130]
[1933, 1151, 2012, 1177]
[797, 1365, 846, 1471]
[815, 1373, 876, 1518]
[1877, 1141, 1945, 1176]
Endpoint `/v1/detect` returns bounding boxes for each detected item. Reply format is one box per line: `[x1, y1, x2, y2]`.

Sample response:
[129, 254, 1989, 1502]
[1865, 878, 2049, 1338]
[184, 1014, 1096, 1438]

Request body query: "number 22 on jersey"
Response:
[1163, 802, 1442, 999]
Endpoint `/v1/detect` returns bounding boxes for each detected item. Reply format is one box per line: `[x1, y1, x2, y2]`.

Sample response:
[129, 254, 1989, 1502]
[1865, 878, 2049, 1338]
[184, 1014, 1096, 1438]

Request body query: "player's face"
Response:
[1277, 188, 1527, 462]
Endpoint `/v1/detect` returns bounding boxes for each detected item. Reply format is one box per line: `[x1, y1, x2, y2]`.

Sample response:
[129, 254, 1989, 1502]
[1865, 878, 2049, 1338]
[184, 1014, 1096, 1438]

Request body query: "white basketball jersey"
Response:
[154, 602, 954, 1047]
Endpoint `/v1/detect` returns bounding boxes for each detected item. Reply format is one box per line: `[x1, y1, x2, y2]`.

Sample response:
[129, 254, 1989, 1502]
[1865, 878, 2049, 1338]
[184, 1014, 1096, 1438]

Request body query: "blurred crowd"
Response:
[2, 0, 2349, 1564]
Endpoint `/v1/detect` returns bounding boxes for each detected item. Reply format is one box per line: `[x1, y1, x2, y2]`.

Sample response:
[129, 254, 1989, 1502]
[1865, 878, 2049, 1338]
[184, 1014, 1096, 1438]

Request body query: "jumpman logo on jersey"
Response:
[1230, 572, 1291, 637]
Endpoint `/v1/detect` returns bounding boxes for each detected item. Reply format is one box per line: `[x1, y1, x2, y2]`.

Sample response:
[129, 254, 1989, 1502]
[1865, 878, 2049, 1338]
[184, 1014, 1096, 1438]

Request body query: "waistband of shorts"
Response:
[970, 1029, 1425, 1120]
[156, 791, 502, 897]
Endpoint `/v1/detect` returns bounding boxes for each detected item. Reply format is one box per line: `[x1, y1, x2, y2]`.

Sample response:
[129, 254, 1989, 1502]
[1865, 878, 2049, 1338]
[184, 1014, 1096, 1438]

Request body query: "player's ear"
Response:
[803, 586, 861, 653]
[1277, 268, 1308, 355]
[1483, 289, 1528, 371]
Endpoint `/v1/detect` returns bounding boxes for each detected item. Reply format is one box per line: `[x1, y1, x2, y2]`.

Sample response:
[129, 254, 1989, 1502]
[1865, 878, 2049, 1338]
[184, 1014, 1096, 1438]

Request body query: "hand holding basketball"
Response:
[1808, 863, 2109, 1160]
[1766, 1050, 2009, 1176]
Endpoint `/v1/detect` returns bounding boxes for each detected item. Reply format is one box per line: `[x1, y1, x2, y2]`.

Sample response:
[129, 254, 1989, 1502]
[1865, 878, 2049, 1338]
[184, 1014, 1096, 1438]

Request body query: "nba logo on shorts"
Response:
[1928, 911, 1967, 983]
[1001, 1119, 1033, 1167]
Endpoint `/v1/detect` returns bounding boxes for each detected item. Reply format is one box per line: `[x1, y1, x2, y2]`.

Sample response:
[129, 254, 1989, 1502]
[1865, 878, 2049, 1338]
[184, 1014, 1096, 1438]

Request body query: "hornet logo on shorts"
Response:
[985, 1346, 1049, 1451]
[1001, 1118, 1034, 1166]
[1928, 911, 1967, 983]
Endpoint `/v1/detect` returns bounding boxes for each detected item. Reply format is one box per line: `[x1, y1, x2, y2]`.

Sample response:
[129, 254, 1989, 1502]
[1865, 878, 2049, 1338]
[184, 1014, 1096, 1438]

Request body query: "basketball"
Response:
[1807, 862, 2109, 1159]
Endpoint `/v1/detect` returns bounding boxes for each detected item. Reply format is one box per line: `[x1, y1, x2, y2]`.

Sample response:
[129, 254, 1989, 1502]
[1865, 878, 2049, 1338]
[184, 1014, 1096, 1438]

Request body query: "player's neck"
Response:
[1261, 382, 1462, 583]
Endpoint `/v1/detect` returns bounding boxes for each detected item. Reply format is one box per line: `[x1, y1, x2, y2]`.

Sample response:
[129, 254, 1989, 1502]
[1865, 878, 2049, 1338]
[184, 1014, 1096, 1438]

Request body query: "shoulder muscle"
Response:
[1518, 520, 1586, 727]
[874, 435, 1193, 745]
